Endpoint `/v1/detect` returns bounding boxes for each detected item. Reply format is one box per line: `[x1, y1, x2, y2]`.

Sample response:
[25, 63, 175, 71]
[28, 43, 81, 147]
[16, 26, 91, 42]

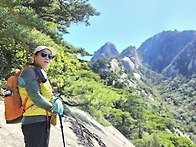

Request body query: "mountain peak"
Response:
[91, 42, 119, 61]
[105, 42, 114, 45]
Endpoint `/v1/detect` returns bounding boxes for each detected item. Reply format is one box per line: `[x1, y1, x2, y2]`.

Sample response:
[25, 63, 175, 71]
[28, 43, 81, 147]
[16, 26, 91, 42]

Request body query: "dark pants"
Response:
[22, 121, 50, 147]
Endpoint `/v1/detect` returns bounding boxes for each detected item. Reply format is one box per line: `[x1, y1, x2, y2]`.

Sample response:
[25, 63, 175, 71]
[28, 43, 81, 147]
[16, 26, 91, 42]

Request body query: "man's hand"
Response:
[53, 98, 64, 116]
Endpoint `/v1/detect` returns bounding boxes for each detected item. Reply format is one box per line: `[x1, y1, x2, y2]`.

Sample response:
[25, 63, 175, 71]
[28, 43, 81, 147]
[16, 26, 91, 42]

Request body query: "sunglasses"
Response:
[41, 51, 54, 60]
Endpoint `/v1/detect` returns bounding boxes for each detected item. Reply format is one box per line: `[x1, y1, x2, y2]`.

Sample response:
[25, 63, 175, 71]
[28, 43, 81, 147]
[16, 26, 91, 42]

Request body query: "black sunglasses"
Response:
[41, 51, 54, 60]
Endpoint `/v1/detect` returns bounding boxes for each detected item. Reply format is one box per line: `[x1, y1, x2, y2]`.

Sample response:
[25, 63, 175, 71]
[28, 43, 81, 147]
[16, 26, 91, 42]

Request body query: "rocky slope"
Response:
[0, 99, 135, 147]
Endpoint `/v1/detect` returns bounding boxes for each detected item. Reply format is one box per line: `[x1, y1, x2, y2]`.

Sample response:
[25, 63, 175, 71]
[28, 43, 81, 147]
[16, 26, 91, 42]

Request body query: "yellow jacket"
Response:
[18, 66, 53, 117]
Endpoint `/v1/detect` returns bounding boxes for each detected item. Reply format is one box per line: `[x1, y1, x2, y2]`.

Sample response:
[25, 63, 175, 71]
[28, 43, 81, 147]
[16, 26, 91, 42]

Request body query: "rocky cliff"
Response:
[137, 30, 196, 76]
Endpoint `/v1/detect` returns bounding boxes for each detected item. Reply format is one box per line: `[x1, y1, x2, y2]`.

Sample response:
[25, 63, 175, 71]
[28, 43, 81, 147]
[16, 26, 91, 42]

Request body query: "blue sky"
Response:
[63, 0, 196, 60]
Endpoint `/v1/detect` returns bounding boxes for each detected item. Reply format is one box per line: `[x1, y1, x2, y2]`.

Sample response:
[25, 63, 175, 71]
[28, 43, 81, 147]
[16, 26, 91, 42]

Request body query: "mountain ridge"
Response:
[91, 30, 196, 77]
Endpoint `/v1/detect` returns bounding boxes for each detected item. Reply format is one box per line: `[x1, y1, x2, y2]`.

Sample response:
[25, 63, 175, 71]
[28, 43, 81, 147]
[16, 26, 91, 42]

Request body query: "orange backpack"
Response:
[4, 67, 34, 124]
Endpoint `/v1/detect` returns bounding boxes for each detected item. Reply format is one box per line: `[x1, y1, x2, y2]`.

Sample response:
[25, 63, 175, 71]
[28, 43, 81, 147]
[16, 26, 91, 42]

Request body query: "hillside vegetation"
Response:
[89, 57, 196, 146]
[145, 71, 196, 143]
[0, 1, 195, 147]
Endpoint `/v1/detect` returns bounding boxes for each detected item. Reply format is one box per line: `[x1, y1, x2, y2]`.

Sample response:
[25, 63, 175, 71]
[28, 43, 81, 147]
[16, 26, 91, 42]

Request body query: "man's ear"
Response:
[33, 54, 36, 59]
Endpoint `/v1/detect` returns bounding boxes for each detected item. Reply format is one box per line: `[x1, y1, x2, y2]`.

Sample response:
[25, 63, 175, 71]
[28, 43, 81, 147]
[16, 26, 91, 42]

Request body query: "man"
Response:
[18, 46, 63, 147]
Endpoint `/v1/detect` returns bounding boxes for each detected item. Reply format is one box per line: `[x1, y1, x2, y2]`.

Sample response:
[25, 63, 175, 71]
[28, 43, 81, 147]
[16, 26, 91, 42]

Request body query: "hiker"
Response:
[18, 46, 64, 147]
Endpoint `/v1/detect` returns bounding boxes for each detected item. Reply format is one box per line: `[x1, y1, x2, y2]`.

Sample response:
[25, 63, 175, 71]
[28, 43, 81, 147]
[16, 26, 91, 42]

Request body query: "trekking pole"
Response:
[59, 114, 66, 147]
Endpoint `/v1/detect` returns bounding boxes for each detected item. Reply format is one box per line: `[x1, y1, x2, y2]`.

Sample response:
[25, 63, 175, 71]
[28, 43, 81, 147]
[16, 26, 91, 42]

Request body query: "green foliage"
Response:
[89, 57, 110, 73]
[0, 0, 95, 77]
[141, 65, 196, 144]
[144, 112, 174, 131]
[152, 74, 196, 142]
[18, 0, 100, 31]
[133, 131, 194, 147]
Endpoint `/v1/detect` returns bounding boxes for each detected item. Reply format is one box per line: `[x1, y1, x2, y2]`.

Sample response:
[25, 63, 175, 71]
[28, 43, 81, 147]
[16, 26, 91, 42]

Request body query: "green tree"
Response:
[0, 0, 99, 78]
[18, 0, 100, 33]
